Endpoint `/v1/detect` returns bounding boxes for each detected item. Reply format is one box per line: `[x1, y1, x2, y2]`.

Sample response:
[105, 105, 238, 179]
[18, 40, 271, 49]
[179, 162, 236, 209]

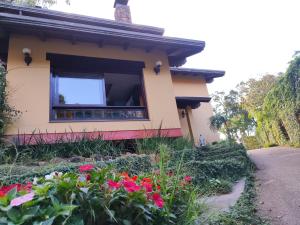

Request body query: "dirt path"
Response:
[248, 147, 300, 225]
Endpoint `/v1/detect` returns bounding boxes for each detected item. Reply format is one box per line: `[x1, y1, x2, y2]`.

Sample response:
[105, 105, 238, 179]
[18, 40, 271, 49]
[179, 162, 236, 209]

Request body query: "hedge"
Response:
[184, 158, 250, 184]
[0, 154, 152, 185]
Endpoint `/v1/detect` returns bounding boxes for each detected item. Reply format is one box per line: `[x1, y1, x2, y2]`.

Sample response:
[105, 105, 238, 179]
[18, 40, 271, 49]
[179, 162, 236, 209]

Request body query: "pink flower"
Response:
[107, 180, 121, 190]
[123, 180, 141, 193]
[141, 182, 153, 193]
[184, 176, 192, 182]
[10, 192, 35, 207]
[79, 164, 94, 173]
[152, 193, 164, 208]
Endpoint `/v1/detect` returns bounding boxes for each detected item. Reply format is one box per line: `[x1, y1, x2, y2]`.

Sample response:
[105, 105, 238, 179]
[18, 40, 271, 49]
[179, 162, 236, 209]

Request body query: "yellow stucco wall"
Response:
[6, 34, 181, 135]
[172, 75, 220, 144]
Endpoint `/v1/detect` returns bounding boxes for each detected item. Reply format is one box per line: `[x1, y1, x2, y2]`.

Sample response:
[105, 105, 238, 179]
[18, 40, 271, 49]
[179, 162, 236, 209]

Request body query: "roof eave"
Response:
[0, 13, 205, 67]
[170, 67, 225, 82]
[0, 2, 165, 35]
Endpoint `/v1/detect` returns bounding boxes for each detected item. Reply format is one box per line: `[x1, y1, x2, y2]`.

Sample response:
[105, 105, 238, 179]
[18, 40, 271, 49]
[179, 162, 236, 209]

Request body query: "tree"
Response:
[237, 74, 278, 116]
[2, 0, 70, 7]
[209, 91, 255, 141]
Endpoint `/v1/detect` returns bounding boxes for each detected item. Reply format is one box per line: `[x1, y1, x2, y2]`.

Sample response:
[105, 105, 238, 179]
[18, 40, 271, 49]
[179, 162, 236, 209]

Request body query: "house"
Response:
[0, 0, 224, 145]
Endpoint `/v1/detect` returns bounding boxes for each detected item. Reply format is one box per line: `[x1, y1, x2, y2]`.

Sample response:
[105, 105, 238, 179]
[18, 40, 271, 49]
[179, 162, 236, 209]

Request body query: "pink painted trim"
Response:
[4, 128, 183, 145]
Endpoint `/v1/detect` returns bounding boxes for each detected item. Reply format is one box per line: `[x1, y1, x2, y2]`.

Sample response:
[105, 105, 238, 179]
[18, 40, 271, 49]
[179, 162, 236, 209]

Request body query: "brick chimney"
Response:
[114, 0, 132, 23]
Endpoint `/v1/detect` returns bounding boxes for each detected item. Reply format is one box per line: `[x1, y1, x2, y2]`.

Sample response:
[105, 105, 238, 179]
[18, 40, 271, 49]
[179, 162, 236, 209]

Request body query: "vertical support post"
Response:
[185, 107, 194, 144]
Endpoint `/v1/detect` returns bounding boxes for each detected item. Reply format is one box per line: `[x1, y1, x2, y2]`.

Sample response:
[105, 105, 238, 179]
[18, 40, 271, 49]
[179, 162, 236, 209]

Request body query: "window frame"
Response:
[49, 70, 149, 122]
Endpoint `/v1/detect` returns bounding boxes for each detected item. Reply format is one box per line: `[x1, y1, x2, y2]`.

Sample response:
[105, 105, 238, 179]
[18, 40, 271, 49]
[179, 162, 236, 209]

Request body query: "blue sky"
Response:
[53, 0, 300, 94]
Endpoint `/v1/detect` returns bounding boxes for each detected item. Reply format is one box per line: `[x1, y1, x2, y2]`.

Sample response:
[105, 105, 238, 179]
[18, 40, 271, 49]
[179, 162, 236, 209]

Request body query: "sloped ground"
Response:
[248, 147, 300, 225]
[203, 178, 246, 213]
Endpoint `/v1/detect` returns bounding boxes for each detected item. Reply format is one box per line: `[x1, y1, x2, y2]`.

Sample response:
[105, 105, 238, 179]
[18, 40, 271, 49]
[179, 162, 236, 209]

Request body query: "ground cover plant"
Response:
[207, 175, 268, 225]
[0, 145, 202, 225]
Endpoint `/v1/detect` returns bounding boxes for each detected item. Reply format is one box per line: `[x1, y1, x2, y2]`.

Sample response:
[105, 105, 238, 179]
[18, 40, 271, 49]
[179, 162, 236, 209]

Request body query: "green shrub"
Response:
[0, 155, 152, 185]
[208, 174, 268, 225]
[0, 145, 202, 225]
[135, 137, 194, 155]
[242, 136, 262, 150]
[263, 143, 279, 148]
[0, 165, 197, 225]
[199, 178, 233, 196]
[185, 158, 249, 184]
[0, 137, 124, 164]
[0, 65, 21, 138]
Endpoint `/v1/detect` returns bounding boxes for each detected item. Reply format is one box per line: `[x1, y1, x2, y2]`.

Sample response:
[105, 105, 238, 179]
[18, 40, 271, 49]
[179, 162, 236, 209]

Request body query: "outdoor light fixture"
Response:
[153, 61, 162, 75]
[22, 48, 32, 66]
[181, 110, 185, 118]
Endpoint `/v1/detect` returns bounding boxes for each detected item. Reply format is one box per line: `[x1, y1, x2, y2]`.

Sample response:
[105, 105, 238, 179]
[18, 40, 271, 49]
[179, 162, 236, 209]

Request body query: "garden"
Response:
[0, 136, 268, 225]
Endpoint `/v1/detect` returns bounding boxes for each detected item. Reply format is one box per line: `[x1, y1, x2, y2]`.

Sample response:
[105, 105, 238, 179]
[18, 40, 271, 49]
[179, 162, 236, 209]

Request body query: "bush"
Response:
[263, 143, 279, 148]
[199, 178, 233, 196]
[0, 153, 201, 224]
[0, 65, 21, 138]
[0, 136, 124, 164]
[0, 155, 152, 185]
[243, 136, 262, 150]
[185, 158, 249, 184]
[135, 137, 194, 155]
[208, 174, 268, 225]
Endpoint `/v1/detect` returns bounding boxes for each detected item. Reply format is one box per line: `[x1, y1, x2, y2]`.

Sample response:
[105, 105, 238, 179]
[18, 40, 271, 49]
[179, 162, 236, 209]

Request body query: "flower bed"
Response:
[0, 164, 199, 225]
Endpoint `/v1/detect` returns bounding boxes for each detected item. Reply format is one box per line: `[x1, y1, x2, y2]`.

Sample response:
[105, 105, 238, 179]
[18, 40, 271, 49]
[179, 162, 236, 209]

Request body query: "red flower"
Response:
[86, 174, 91, 181]
[107, 180, 121, 190]
[0, 184, 21, 194]
[79, 164, 94, 173]
[132, 176, 138, 181]
[120, 172, 129, 178]
[0, 190, 5, 197]
[184, 176, 192, 182]
[141, 181, 153, 192]
[156, 185, 161, 191]
[142, 177, 152, 183]
[152, 193, 164, 208]
[123, 180, 141, 193]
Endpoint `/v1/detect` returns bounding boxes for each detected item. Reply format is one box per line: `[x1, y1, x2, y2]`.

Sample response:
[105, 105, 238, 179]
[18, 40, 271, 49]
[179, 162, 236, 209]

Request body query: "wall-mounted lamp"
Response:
[153, 61, 162, 75]
[181, 110, 185, 118]
[22, 48, 32, 66]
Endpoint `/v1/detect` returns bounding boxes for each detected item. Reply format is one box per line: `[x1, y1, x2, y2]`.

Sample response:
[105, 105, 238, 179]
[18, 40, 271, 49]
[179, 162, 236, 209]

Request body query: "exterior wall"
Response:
[5, 34, 181, 139]
[172, 75, 220, 144]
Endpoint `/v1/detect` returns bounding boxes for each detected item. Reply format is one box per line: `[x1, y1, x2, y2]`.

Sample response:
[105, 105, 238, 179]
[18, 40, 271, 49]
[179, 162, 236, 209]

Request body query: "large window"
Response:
[51, 72, 147, 121]
[54, 74, 106, 105]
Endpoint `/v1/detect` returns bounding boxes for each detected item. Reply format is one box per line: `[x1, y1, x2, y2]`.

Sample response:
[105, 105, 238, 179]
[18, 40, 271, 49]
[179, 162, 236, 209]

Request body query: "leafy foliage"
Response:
[258, 56, 300, 146]
[209, 91, 256, 141]
[2, 0, 70, 7]
[0, 154, 152, 185]
[242, 136, 262, 150]
[0, 65, 21, 139]
[0, 146, 201, 225]
[208, 174, 268, 225]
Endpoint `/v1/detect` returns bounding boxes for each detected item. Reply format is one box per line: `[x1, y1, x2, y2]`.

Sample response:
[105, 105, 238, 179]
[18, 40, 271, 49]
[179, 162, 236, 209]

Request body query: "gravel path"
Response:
[248, 147, 300, 225]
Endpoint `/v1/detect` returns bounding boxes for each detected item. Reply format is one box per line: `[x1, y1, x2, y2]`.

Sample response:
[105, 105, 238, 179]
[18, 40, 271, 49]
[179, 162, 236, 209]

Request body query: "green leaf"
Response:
[122, 219, 132, 225]
[33, 217, 55, 225]
[6, 188, 17, 201]
[7, 208, 20, 223]
[64, 216, 84, 225]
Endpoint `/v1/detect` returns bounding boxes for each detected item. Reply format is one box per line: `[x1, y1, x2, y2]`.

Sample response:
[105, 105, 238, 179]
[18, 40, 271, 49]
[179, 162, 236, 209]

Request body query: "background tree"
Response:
[209, 90, 255, 142]
[2, 0, 70, 7]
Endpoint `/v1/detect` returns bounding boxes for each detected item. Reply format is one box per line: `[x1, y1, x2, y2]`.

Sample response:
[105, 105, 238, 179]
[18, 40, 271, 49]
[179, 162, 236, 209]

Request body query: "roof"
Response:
[170, 67, 225, 82]
[176, 96, 211, 109]
[0, 3, 205, 67]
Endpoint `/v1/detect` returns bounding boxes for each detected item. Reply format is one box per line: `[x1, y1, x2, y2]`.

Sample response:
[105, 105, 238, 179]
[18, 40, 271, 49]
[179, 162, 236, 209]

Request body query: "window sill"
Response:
[49, 119, 150, 123]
